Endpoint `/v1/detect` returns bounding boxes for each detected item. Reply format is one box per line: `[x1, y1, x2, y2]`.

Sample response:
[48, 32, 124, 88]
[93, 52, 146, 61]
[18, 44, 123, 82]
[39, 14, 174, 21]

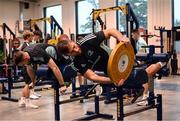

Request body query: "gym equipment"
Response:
[92, 3, 139, 37]
[136, 45, 171, 78]
[116, 87, 162, 120]
[48, 39, 58, 45]
[136, 45, 171, 63]
[54, 83, 113, 121]
[171, 50, 179, 75]
[171, 26, 180, 75]
[2, 23, 20, 64]
[29, 16, 63, 39]
[60, 84, 102, 97]
[108, 42, 135, 83]
[0, 38, 6, 63]
[0, 64, 8, 94]
[154, 26, 174, 53]
[0, 64, 18, 102]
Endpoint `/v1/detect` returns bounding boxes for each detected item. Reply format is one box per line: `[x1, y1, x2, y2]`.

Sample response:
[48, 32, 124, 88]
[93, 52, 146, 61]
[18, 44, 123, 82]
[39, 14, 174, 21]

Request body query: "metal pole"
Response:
[54, 81, 60, 121]
[95, 96, 99, 114]
[117, 87, 124, 121]
[157, 94, 162, 121]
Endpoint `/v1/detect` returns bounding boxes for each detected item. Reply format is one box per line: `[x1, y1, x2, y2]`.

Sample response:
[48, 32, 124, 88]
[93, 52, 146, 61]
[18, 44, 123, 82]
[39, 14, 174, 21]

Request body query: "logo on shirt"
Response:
[87, 50, 94, 56]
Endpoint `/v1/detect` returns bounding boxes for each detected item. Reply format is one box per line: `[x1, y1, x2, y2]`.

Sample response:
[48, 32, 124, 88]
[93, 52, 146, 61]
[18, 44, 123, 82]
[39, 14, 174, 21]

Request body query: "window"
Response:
[44, 5, 62, 34]
[116, 0, 147, 31]
[173, 0, 180, 26]
[76, 0, 99, 34]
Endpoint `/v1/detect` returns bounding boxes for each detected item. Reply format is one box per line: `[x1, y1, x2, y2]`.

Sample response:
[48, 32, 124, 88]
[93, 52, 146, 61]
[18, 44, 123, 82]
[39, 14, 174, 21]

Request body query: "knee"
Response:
[146, 63, 161, 77]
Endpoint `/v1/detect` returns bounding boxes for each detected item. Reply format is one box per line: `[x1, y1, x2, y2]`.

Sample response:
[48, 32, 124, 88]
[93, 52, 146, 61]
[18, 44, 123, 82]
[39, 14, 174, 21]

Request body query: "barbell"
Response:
[61, 84, 102, 96]
[107, 42, 135, 84]
[48, 39, 58, 45]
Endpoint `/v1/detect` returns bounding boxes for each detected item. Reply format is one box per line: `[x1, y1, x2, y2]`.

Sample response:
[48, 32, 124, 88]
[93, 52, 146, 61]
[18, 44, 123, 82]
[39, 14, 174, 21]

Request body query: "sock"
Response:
[142, 93, 148, 99]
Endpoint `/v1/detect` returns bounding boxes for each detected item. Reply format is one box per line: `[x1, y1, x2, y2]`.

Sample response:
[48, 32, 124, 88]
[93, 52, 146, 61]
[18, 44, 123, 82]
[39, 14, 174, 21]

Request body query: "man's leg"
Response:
[137, 62, 166, 106]
[145, 62, 166, 77]
[19, 68, 38, 109]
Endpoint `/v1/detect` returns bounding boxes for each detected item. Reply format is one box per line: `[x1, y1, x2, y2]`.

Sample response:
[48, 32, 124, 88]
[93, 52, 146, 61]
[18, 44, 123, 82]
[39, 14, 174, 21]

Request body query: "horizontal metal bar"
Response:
[124, 105, 153, 117]
[59, 94, 96, 105]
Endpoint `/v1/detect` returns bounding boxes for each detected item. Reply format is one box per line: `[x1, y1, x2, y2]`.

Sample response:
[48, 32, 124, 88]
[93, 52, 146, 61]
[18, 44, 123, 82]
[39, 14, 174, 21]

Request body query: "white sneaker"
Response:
[137, 95, 148, 106]
[33, 91, 41, 97]
[31, 89, 41, 97]
[25, 98, 39, 109]
[30, 93, 39, 100]
[95, 85, 103, 96]
[18, 97, 25, 107]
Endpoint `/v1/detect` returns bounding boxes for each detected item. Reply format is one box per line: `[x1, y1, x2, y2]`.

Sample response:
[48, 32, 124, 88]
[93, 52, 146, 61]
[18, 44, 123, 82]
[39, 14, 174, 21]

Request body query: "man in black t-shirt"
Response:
[13, 43, 67, 108]
[14, 43, 66, 88]
[57, 28, 166, 106]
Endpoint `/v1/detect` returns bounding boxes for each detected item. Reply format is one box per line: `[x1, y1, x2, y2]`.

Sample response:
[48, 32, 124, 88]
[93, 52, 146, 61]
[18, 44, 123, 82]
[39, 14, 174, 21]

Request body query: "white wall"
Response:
[99, 0, 116, 48]
[147, 0, 172, 52]
[0, 0, 19, 36]
[34, 0, 76, 37]
[0, 0, 36, 37]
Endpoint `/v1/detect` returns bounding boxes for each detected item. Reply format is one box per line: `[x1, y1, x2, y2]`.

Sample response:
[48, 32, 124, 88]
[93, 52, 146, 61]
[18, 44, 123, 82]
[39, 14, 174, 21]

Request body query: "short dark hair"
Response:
[13, 49, 24, 65]
[132, 29, 140, 34]
[56, 40, 70, 55]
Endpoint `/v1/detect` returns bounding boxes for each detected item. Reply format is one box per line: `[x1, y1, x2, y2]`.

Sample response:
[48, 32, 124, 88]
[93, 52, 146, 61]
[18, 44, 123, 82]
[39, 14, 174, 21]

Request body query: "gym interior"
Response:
[0, 0, 180, 120]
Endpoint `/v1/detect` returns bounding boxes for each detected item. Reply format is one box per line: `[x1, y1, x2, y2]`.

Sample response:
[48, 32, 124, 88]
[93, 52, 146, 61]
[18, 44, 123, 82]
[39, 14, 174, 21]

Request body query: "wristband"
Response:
[60, 84, 65, 87]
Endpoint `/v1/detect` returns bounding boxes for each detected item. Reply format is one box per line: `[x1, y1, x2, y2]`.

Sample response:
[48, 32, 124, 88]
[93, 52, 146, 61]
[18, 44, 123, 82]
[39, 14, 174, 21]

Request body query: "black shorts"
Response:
[39, 64, 77, 82]
[22, 66, 31, 85]
[22, 65, 38, 85]
[123, 67, 148, 88]
[61, 65, 77, 82]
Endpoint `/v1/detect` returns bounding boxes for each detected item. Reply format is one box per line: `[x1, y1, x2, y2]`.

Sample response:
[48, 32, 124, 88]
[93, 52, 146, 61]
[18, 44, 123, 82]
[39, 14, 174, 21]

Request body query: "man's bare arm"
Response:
[103, 28, 129, 43]
[83, 69, 112, 84]
[47, 58, 64, 86]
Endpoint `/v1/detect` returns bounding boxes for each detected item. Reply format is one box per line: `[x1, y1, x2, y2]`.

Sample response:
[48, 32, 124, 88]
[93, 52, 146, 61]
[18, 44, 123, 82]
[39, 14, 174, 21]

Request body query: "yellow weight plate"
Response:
[107, 42, 135, 83]
[48, 39, 58, 45]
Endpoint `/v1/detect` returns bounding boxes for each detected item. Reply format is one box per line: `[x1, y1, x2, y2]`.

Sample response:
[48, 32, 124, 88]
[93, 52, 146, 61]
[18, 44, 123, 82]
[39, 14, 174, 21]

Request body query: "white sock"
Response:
[20, 97, 25, 100]
[158, 62, 166, 68]
[142, 94, 148, 99]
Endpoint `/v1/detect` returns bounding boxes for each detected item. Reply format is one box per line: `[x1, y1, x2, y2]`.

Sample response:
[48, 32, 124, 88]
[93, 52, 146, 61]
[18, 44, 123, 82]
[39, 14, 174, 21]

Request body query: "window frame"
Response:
[75, 0, 99, 35]
[116, 0, 147, 31]
[43, 4, 62, 35]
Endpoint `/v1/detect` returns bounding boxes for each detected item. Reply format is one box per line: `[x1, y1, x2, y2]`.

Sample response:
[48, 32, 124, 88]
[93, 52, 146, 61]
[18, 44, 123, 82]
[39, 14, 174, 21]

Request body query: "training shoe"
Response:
[30, 93, 39, 100]
[33, 91, 41, 97]
[25, 99, 39, 109]
[18, 97, 26, 107]
[31, 89, 41, 97]
[136, 95, 148, 106]
[95, 85, 103, 96]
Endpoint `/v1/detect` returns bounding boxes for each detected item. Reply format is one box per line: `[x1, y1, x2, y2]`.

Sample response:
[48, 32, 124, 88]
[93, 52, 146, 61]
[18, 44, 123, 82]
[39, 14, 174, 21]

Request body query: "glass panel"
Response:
[76, 0, 99, 34]
[45, 5, 62, 34]
[174, 0, 180, 26]
[117, 0, 147, 31]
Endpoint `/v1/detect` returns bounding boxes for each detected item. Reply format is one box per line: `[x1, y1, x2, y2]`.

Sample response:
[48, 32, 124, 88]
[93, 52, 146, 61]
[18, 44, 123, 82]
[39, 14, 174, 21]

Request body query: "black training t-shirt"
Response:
[23, 43, 56, 64]
[72, 31, 109, 75]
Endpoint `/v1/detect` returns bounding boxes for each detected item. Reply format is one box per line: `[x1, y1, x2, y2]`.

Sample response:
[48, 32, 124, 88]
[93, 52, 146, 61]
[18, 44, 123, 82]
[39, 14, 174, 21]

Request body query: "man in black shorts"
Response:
[13, 43, 68, 108]
[56, 28, 166, 106]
